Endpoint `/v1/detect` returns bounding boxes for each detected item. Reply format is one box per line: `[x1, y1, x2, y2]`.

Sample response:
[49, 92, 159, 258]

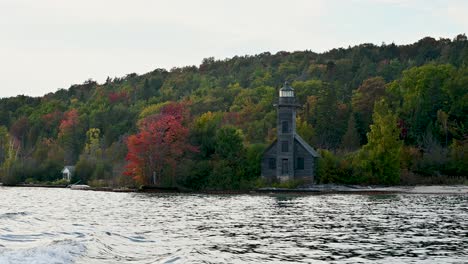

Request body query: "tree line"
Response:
[0, 34, 467, 188]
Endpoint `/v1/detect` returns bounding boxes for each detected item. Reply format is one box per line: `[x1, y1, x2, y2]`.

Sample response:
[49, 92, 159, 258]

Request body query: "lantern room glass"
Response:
[280, 90, 294, 97]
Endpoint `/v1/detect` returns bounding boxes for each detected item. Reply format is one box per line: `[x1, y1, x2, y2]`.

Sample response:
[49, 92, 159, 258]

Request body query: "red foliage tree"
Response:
[124, 102, 198, 185]
[58, 109, 81, 164]
[160, 101, 190, 121]
[108, 91, 129, 104]
[43, 111, 63, 127]
[59, 109, 79, 136]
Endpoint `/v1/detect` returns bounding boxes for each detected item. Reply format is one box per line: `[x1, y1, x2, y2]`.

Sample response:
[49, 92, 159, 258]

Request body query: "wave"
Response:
[0, 239, 86, 264]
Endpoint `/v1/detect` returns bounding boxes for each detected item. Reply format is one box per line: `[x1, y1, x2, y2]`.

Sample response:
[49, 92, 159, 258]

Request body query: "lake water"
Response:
[0, 187, 466, 264]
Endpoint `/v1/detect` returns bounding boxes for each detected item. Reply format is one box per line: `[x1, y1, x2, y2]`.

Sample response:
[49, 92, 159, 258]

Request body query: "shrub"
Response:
[51, 179, 69, 186]
[74, 158, 95, 184]
[1, 160, 23, 185]
[317, 150, 357, 184]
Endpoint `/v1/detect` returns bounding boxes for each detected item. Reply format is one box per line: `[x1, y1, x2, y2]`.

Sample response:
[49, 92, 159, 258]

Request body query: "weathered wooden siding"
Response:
[261, 141, 278, 178]
[293, 139, 315, 181]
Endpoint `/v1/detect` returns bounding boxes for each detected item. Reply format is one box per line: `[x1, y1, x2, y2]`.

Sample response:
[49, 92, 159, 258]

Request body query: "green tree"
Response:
[0, 126, 9, 164]
[244, 143, 266, 182]
[0, 127, 21, 185]
[314, 83, 346, 149]
[437, 109, 449, 147]
[84, 128, 101, 157]
[191, 111, 223, 158]
[341, 114, 360, 151]
[394, 64, 454, 144]
[317, 149, 356, 184]
[356, 100, 402, 184]
[296, 116, 315, 144]
[214, 126, 244, 160]
[76, 128, 107, 183]
[140, 79, 152, 99]
[206, 126, 247, 190]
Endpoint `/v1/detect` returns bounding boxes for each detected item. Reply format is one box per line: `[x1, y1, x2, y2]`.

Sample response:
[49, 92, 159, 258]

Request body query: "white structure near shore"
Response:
[61, 166, 75, 182]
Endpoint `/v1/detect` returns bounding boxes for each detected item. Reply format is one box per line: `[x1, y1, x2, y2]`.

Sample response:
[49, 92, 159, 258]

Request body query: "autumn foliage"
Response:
[42, 111, 63, 128]
[124, 102, 198, 185]
[108, 91, 129, 104]
[59, 109, 79, 136]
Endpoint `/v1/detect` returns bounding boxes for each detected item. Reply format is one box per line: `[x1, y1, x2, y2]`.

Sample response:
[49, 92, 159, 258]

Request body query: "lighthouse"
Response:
[261, 82, 319, 182]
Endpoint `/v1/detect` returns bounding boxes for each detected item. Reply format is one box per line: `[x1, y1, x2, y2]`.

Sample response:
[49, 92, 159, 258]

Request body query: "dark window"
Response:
[268, 158, 276, 170]
[282, 159, 289, 174]
[297, 157, 304, 170]
[282, 121, 289, 133]
[281, 141, 289, 152]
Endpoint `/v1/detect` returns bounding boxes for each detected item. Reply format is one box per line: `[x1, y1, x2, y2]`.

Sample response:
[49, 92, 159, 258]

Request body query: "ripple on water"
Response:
[0, 212, 28, 219]
[0, 188, 467, 263]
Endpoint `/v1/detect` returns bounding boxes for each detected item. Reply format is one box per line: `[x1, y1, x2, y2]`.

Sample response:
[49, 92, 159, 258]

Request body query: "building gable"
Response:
[294, 134, 320, 158]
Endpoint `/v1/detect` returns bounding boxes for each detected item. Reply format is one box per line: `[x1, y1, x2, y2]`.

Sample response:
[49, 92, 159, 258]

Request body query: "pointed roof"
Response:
[263, 139, 278, 153]
[62, 166, 76, 173]
[294, 134, 320, 157]
[280, 81, 294, 92]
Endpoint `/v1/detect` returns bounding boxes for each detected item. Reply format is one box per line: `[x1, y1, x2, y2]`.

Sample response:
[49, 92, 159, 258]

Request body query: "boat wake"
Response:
[0, 239, 86, 264]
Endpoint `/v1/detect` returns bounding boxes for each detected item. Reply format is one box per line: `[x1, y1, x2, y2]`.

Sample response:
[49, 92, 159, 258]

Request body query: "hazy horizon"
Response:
[1, 0, 467, 98]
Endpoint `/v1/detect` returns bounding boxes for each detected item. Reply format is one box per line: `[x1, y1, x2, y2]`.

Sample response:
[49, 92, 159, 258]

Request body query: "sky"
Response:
[0, 0, 466, 98]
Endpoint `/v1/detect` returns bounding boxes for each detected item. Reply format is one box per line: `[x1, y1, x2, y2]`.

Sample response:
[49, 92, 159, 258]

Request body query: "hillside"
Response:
[0, 34, 467, 188]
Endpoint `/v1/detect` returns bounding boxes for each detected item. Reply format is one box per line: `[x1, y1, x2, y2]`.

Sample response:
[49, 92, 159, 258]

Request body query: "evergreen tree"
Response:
[341, 114, 360, 151]
[140, 79, 152, 99]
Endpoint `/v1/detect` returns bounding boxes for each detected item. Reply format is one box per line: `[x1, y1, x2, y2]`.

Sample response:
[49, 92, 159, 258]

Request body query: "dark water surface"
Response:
[0, 187, 466, 263]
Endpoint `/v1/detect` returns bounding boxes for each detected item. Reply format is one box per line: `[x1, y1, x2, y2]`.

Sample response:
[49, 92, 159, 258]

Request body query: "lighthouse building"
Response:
[261, 82, 319, 182]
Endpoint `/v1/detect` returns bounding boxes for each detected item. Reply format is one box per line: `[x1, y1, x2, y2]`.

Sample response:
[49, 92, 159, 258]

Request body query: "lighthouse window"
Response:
[282, 121, 289, 133]
[281, 141, 289, 152]
[268, 158, 276, 170]
[297, 157, 304, 170]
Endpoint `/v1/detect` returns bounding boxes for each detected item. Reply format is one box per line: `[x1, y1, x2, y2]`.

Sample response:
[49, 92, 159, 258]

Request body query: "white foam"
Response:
[0, 240, 86, 264]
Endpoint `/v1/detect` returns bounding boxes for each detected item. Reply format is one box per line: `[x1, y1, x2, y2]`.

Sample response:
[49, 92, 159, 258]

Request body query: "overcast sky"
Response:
[0, 0, 466, 98]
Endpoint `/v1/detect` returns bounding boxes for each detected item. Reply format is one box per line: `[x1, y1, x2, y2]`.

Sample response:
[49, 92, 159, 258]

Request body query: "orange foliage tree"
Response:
[124, 102, 197, 185]
[58, 109, 81, 164]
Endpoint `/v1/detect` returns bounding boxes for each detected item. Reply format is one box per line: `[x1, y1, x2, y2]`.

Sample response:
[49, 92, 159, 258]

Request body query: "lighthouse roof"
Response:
[280, 81, 294, 92]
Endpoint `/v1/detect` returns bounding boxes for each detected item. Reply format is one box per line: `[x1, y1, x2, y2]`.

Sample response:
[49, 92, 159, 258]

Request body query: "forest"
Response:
[0, 34, 467, 189]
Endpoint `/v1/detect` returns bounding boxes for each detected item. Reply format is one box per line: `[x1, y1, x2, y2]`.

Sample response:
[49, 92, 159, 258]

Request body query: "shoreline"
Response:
[1, 183, 467, 195]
